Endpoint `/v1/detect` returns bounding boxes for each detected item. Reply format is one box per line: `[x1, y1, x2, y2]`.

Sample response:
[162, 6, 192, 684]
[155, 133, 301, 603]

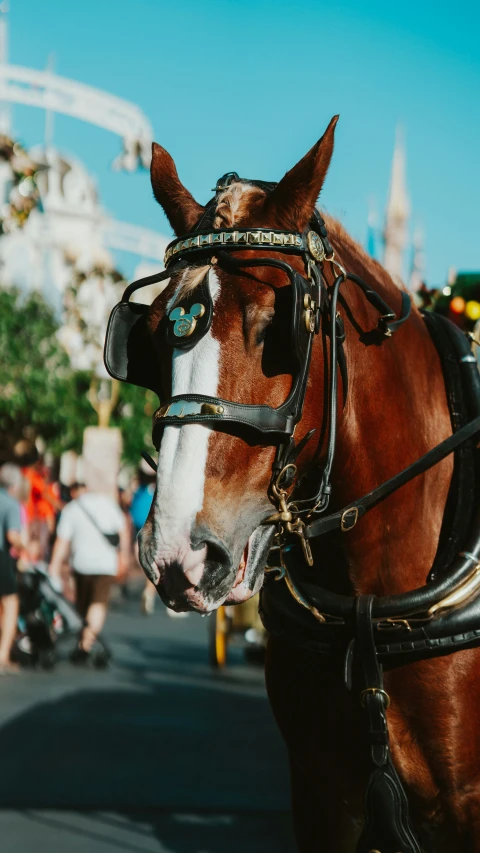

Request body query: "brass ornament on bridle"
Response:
[306, 229, 326, 262]
[304, 293, 317, 333]
[168, 302, 205, 338]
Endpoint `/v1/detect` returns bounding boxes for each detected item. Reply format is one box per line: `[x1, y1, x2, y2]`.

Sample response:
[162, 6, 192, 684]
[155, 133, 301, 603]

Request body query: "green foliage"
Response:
[0, 289, 95, 459]
[111, 382, 157, 467]
[0, 288, 155, 465]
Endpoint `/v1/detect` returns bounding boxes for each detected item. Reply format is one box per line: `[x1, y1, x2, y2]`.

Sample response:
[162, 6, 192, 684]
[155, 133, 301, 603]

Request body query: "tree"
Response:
[0, 288, 155, 466]
[110, 383, 157, 467]
[60, 262, 157, 466]
[0, 289, 93, 461]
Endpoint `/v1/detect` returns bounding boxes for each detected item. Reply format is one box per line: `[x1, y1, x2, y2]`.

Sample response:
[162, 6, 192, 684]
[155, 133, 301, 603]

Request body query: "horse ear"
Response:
[150, 143, 205, 236]
[265, 115, 339, 231]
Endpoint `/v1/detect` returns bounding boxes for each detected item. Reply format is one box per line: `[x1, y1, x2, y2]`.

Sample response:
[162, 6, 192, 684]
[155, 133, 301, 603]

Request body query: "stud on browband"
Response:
[168, 303, 205, 338]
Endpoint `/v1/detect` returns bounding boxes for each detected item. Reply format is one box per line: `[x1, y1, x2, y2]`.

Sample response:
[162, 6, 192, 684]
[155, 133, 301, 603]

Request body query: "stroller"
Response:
[14, 565, 84, 669]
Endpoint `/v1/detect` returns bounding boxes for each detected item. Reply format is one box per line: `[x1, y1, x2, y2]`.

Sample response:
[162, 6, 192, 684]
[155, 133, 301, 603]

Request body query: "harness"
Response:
[104, 173, 480, 853]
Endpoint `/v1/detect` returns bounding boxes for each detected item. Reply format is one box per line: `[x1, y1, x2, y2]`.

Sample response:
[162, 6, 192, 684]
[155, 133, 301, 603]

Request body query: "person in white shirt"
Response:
[49, 483, 129, 664]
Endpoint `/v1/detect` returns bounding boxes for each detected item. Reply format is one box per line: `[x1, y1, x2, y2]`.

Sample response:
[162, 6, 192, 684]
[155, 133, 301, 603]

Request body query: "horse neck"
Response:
[319, 226, 453, 595]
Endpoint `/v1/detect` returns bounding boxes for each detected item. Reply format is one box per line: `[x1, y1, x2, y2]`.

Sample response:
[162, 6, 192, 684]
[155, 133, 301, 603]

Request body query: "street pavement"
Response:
[0, 584, 296, 852]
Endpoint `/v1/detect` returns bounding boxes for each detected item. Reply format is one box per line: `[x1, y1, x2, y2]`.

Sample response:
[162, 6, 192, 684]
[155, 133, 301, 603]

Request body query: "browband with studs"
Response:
[164, 228, 327, 267]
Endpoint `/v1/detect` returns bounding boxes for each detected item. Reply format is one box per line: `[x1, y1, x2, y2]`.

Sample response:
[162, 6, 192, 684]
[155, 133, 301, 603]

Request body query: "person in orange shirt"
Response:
[23, 460, 60, 559]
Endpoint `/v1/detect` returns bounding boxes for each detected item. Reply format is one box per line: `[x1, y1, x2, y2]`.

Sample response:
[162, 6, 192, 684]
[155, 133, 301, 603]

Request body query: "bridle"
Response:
[119, 172, 479, 573]
[133, 174, 417, 555]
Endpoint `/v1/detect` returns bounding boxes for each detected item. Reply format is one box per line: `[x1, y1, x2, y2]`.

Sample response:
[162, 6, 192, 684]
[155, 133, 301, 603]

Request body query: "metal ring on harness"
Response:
[272, 463, 298, 499]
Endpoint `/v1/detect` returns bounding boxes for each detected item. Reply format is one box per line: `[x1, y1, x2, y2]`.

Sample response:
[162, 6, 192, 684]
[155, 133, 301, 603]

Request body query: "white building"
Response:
[0, 6, 167, 322]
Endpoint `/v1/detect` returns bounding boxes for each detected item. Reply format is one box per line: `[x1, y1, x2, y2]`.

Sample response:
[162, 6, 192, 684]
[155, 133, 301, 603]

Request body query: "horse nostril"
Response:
[191, 532, 232, 573]
[205, 539, 230, 569]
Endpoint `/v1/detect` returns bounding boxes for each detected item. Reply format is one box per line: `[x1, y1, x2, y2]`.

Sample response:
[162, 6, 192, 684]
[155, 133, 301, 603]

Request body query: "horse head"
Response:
[137, 117, 339, 612]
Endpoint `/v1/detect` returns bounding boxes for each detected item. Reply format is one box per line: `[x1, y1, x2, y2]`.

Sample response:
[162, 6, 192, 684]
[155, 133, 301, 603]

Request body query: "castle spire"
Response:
[383, 127, 410, 284]
[409, 225, 424, 293]
[366, 195, 377, 259]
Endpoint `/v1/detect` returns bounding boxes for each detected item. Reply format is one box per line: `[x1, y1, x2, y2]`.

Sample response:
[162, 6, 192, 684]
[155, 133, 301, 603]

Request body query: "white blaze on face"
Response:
[152, 268, 221, 558]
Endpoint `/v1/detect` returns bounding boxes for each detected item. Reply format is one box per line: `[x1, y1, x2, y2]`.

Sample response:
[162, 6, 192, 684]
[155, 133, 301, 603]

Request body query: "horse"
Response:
[109, 117, 480, 851]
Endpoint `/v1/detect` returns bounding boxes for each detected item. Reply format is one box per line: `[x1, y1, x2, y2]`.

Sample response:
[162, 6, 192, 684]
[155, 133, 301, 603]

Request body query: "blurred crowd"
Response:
[0, 452, 157, 674]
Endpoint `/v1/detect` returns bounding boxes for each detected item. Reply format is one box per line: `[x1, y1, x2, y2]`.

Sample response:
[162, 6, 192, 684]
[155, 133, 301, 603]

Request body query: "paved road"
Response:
[0, 585, 295, 852]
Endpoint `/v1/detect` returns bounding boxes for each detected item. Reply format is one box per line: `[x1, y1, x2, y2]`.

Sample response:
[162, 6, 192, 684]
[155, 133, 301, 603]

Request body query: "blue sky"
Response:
[9, 0, 480, 284]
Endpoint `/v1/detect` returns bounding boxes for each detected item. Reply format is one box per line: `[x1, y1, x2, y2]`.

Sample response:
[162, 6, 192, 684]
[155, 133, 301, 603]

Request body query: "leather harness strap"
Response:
[304, 415, 480, 539]
[355, 595, 389, 768]
[354, 596, 423, 853]
[152, 251, 317, 446]
[119, 259, 188, 302]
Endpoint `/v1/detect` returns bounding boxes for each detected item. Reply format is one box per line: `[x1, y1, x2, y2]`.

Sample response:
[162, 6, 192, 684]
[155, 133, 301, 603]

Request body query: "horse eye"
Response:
[256, 317, 273, 346]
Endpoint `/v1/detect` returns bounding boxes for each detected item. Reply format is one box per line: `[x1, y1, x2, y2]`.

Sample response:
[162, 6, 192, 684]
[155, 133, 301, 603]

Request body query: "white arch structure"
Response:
[0, 63, 169, 262]
[102, 220, 167, 263]
[0, 8, 167, 265]
[0, 64, 153, 171]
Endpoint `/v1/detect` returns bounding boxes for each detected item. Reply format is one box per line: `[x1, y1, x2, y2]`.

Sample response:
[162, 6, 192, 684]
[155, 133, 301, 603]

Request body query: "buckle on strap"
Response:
[360, 687, 391, 709]
[156, 400, 224, 419]
[341, 506, 359, 532]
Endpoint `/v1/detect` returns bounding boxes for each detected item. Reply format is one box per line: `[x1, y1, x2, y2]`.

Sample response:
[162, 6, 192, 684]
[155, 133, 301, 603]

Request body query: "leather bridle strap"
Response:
[346, 273, 412, 336]
[120, 260, 188, 302]
[304, 414, 480, 540]
[291, 272, 411, 516]
[153, 393, 296, 434]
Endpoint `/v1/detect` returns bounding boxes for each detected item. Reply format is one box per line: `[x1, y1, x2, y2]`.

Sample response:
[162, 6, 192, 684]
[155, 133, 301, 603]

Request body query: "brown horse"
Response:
[137, 118, 480, 851]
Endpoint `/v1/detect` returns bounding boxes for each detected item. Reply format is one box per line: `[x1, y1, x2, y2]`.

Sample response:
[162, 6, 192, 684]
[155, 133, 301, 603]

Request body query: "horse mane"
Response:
[324, 213, 406, 295]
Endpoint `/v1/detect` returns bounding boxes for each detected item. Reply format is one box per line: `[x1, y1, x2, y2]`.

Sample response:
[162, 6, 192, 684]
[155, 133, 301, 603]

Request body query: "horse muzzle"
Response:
[138, 521, 275, 613]
[138, 524, 235, 613]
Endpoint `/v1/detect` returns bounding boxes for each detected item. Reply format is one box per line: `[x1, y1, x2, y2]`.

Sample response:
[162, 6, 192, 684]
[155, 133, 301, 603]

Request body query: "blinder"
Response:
[104, 260, 187, 396]
[104, 299, 162, 396]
